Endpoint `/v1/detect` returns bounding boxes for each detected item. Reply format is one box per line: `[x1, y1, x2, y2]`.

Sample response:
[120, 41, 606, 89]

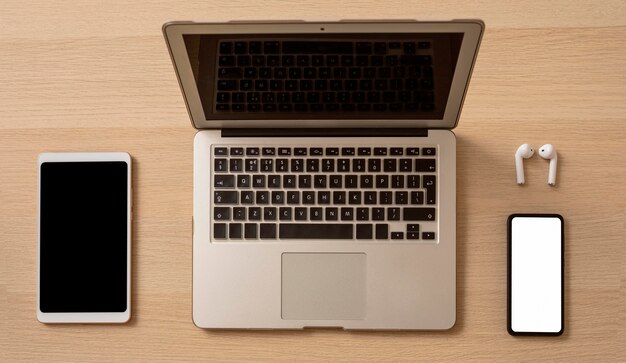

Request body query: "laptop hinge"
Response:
[221, 128, 428, 137]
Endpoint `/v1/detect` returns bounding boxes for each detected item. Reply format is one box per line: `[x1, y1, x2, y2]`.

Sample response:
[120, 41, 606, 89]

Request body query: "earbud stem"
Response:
[548, 154, 557, 186]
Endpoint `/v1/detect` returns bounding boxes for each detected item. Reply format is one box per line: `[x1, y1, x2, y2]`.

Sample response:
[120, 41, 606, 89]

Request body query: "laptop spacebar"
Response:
[280, 224, 353, 239]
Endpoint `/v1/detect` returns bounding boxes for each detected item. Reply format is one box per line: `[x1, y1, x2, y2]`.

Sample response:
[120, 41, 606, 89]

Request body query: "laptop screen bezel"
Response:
[163, 21, 484, 130]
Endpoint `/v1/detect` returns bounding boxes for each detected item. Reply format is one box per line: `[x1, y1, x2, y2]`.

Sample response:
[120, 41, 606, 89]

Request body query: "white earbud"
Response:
[515, 144, 534, 185]
[539, 144, 557, 186]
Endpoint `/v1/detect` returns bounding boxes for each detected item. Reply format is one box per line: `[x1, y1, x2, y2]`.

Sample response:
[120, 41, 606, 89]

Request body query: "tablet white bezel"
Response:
[37, 152, 131, 323]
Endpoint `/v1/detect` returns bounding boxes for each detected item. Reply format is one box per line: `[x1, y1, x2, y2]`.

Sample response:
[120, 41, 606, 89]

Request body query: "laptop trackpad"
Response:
[281, 253, 366, 320]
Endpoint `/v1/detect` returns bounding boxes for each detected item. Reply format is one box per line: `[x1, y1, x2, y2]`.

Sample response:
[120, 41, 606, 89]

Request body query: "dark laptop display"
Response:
[182, 33, 463, 120]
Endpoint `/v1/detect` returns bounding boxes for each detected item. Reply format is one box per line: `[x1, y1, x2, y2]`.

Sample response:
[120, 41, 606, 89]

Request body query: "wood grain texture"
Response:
[1, 1, 625, 361]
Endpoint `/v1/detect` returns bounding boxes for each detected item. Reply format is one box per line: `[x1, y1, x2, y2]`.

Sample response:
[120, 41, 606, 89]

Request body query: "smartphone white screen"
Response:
[510, 216, 563, 334]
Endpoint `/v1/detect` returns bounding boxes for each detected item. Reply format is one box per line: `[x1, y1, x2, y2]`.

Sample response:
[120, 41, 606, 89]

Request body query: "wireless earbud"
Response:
[539, 144, 557, 186]
[515, 144, 534, 185]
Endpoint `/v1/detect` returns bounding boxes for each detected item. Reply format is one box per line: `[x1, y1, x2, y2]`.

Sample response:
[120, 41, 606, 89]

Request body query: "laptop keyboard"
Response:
[211, 145, 438, 242]
[215, 40, 435, 113]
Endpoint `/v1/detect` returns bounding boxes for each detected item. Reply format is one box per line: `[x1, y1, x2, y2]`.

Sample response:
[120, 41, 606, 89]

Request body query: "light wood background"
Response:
[1, 1, 625, 361]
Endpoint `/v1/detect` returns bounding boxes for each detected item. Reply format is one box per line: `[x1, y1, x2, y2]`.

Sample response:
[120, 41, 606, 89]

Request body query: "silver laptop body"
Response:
[164, 20, 483, 329]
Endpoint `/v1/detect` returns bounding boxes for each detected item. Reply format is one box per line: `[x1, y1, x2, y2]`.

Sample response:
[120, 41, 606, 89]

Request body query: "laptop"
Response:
[163, 20, 483, 329]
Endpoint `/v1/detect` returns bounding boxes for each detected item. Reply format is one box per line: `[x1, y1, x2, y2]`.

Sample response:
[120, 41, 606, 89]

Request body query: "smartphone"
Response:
[507, 214, 564, 336]
[37, 152, 131, 323]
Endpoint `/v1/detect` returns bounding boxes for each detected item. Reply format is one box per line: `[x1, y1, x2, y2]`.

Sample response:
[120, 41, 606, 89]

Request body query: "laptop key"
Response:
[349, 191, 361, 204]
[329, 175, 342, 188]
[356, 224, 373, 239]
[360, 175, 373, 188]
[407, 175, 420, 188]
[241, 191, 254, 204]
[256, 191, 269, 204]
[245, 159, 258, 172]
[322, 159, 335, 172]
[279, 207, 292, 221]
[214, 191, 237, 204]
[416, 159, 436, 172]
[314, 175, 327, 188]
[376, 175, 388, 188]
[252, 175, 265, 188]
[372, 208, 384, 220]
[295, 207, 307, 220]
[310, 207, 323, 220]
[237, 175, 250, 188]
[302, 191, 315, 205]
[380, 191, 393, 205]
[280, 224, 353, 239]
[214, 175, 234, 188]
[391, 175, 404, 188]
[403, 207, 436, 221]
[333, 191, 346, 204]
[218, 56, 235, 67]
[399, 159, 412, 172]
[353, 159, 365, 172]
[341, 207, 354, 221]
[213, 223, 227, 239]
[368, 159, 381, 172]
[395, 191, 408, 204]
[325, 207, 338, 221]
[217, 80, 237, 91]
[283, 175, 296, 188]
[383, 159, 396, 172]
[214, 158, 227, 172]
[338, 159, 350, 172]
[374, 147, 387, 156]
[407, 231, 419, 240]
[422, 232, 436, 240]
[411, 191, 424, 204]
[264, 41, 279, 53]
[290, 159, 304, 172]
[357, 208, 369, 221]
[423, 175, 436, 204]
[391, 232, 404, 240]
[342, 147, 355, 156]
[306, 159, 319, 172]
[214, 207, 230, 220]
[260, 223, 277, 239]
[375, 224, 388, 239]
[218, 68, 242, 79]
[248, 207, 261, 221]
[233, 207, 246, 221]
[407, 147, 420, 156]
[229, 223, 242, 239]
[387, 207, 400, 221]
[261, 159, 273, 172]
[298, 175, 311, 188]
[344, 175, 358, 189]
[219, 42, 233, 54]
[272, 191, 284, 204]
[364, 191, 377, 205]
[287, 191, 299, 204]
[318, 191, 330, 204]
[244, 223, 257, 239]
[263, 207, 276, 220]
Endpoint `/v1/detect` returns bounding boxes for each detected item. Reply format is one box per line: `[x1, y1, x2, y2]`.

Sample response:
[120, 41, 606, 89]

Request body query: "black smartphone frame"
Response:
[507, 213, 564, 336]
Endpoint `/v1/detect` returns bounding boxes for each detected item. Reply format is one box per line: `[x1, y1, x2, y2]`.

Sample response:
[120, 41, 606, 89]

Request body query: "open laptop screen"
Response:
[182, 33, 463, 121]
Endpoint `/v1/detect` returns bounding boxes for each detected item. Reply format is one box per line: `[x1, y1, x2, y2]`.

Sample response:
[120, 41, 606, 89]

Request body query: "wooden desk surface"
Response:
[1, 1, 625, 361]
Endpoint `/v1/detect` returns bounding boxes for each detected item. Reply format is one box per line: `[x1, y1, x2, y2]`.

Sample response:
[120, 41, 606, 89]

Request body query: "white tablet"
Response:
[37, 152, 131, 323]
